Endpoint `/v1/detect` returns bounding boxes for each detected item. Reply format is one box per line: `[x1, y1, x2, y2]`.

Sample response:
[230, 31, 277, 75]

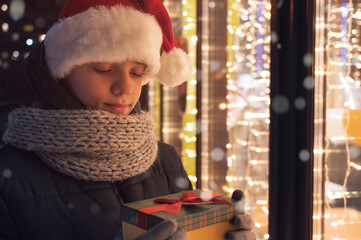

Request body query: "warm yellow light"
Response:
[226, 1, 271, 239]
[219, 102, 227, 110]
[181, 0, 197, 188]
[2, 22, 9, 32]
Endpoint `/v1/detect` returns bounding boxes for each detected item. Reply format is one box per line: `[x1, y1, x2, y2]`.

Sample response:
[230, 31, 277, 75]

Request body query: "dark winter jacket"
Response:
[0, 44, 192, 240]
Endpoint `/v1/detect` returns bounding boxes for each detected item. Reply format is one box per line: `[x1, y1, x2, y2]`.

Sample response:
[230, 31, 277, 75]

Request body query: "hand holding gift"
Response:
[227, 190, 256, 240]
[120, 189, 256, 240]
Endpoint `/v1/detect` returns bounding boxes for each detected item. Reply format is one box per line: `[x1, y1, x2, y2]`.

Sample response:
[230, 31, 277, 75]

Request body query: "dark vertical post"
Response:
[206, 0, 228, 194]
[195, 0, 228, 192]
[269, 0, 314, 239]
[196, 0, 202, 189]
[159, 85, 164, 142]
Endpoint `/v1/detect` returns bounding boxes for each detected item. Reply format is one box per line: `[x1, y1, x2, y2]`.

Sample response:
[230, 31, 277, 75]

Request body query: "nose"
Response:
[111, 73, 133, 95]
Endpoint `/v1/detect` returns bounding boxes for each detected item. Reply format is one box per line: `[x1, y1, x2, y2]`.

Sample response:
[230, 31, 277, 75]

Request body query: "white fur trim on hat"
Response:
[157, 48, 193, 87]
[44, 5, 162, 84]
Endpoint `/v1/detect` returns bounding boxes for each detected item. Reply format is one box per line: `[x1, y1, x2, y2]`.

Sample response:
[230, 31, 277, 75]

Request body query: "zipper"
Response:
[111, 182, 124, 204]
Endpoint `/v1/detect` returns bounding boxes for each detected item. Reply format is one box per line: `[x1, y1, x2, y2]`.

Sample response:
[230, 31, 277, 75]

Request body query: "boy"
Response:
[0, 0, 254, 239]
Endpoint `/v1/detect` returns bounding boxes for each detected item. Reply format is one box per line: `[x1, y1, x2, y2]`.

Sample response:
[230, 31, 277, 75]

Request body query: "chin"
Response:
[108, 109, 130, 115]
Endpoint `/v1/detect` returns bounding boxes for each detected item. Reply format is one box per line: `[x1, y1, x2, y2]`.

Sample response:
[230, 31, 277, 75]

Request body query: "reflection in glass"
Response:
[226, 0, 271, 239]
[314, 0, 361, 239]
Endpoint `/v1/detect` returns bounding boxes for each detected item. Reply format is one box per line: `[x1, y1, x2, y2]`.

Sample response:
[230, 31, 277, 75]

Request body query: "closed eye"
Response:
[94, 67, 112, 73]
[131, 72, 143, 78]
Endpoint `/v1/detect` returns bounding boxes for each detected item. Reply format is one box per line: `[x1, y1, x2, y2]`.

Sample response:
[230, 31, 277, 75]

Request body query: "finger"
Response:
[167, 228, 187, 240]
[227, 230, 256, 240]
[232, 213, 255, 230]
[135, 219, 178, 240]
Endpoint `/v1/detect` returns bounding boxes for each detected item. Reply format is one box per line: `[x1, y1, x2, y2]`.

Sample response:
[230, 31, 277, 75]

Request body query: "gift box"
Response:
[120, 189, 244, 240]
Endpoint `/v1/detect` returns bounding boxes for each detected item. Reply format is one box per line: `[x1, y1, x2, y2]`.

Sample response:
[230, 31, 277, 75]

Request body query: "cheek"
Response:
[71, 79, 108, 107]
[82, 85, 107, 105]
[135, 85, 142, 98]
[132, 83, 143, 101]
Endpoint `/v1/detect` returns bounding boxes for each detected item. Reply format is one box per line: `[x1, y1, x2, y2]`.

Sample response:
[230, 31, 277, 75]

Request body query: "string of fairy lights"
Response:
[154, 1, 361, 239]
[314, 0, 361, 239]
[148, 0, 198, 187]
[226, 0, 271, 239]
[180, 0, 197, 186]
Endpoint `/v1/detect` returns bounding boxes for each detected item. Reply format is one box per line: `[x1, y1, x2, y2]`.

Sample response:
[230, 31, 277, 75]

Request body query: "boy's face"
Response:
[64, 60, 147, 115]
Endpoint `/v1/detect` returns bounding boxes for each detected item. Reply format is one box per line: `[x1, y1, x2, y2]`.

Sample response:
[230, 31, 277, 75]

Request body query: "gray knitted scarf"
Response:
[3, 107, 158, 182]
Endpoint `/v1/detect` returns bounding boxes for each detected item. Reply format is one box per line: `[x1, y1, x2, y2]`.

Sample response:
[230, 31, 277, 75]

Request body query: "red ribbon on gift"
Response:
[137, 191, 232, 229]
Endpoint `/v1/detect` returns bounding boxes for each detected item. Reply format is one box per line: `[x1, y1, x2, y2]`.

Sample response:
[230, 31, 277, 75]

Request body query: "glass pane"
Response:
[199, 0, 229, 195]
[155, 0, 198, 188]
[226, 0, 271, 239]
[314, 0, 361, 239]
[158, 2, 271, 239]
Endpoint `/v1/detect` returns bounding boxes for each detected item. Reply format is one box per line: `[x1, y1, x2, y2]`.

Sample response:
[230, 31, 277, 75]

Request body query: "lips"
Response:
[104, 103, 130, 113]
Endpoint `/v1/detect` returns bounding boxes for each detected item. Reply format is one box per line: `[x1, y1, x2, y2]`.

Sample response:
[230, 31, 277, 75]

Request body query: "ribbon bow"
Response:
[137, 191, 232, 229]
[155, 191, 232, 215]
[142, 191, 232, 215]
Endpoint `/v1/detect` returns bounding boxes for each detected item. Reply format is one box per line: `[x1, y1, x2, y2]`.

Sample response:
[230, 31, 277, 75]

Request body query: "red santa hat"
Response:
[43, 0, 193, 87]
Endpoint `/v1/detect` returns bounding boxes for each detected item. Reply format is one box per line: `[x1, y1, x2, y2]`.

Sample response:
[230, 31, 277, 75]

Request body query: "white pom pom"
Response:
[157, 48, 193, 87]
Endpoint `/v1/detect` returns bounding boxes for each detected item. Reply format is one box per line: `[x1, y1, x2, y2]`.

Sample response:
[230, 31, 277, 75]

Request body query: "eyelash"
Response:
[131, 72, 142, 78]
[94, 68, 144, 77]
[94, 68, 112, 73]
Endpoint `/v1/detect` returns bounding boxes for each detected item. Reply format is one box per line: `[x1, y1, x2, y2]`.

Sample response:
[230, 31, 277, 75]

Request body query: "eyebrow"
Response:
[135, 62, 148, 67]
[135, 62, 148, 71]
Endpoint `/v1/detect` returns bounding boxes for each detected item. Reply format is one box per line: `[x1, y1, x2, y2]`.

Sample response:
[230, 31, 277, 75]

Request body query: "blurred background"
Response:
[1, 0, 361, 239]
